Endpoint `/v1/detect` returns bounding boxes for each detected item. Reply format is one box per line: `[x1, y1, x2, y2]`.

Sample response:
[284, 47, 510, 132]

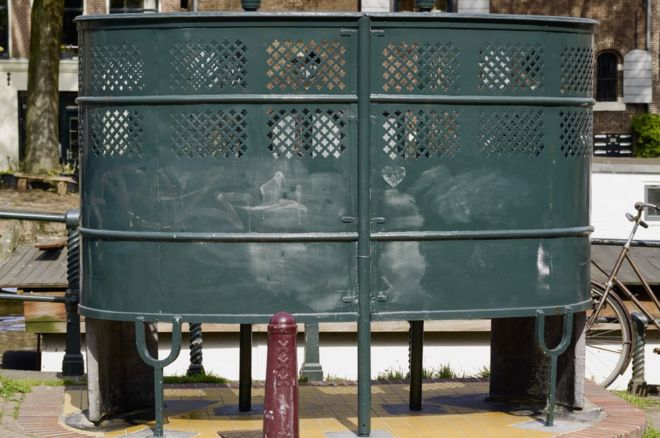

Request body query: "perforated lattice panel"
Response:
[89, 109, 144, 158]
[266, 108, 347, 159]
[90, 44, 145, 93]
[266, 39, 347, 91]
[560, 47, 593, 96]
[170, 109, 248, 159]
[382, 42, 459, 93]
[479, 110, 544, 157]
[560, 110, 592, 158]
[382, 110, 460, 159]
[478, 43, 544, 92]
[169, 40, 247, 91]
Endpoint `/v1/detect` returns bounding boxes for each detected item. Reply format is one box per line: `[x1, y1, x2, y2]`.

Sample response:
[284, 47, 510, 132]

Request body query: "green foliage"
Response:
[0, 375, 84, 399]
[0, 376, 36, 398]
[323, 374, 351, 383]
[613, 391, 660, 409]
[163, 372, 228, 385]
[435, 364, 456, 379]
[631, 113, 660, 157]
[474, 366, 491, 379]
[377, 368, 406, 381]
[644, 426, 660, 438]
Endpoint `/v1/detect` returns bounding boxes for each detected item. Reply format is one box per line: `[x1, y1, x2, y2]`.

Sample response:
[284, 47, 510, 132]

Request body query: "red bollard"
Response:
[263, 312, 299, 438]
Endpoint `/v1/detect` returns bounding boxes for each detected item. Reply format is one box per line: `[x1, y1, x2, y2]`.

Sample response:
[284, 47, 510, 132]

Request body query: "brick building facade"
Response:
[0, 0, 653, 168]
[491, 0, 656, 153]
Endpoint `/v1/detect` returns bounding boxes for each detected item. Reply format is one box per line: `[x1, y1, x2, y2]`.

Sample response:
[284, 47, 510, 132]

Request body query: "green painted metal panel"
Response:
[77, 13, 594, 324]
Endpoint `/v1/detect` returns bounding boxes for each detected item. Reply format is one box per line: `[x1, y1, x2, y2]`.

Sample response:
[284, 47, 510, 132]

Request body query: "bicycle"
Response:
[586, 202, 660, 388]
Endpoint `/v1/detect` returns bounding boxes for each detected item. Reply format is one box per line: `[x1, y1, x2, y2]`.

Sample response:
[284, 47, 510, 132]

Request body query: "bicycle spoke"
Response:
[586, 345, 626, 354]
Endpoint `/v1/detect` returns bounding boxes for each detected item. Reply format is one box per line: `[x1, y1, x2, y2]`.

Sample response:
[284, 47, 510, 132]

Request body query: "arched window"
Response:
[596, 52, 618, 101]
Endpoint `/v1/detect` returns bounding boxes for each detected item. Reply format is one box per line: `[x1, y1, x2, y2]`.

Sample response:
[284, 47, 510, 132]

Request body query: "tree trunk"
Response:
[24, 0, 63, 175]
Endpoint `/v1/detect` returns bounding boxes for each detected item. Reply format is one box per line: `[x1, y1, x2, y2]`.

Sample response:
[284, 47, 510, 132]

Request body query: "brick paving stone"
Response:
[15, 386, 92, 438]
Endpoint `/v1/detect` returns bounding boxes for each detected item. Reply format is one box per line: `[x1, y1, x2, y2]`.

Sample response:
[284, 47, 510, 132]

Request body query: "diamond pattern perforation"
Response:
[266, 39, 347, 91]
[170, 109, 248, 159]
[382, 42, 459, 93]
[560, 47, 593, 95]
[169, 40, 247, 91]
[478, 43, 544, 92]
[382, 110, 460, 160]
[89, 109, 144, 158]
[266, 108, 347, 159]
[479, 110, 544, 157]
[560, 110, 592, 158]
[90, 44, 145, 93]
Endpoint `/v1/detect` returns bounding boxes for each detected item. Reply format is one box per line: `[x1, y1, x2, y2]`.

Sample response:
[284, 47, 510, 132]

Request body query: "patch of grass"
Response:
[474, 366, 490, 379]
[12, 400, 20, 419]
[163, 372, 227, 385]
[435, 364, 456, 379]
[613, 391, 660, 409]
[0, 375, 71, 399]
[644, 425, 660, 438]
[377, 368, 406, 381]
[324, 374, 351, 383]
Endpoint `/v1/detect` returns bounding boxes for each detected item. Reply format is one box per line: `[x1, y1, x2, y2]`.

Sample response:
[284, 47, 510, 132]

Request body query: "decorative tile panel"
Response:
[560, 47, 593, 95]
[382, 110, 460, 159]
[560, 110, 592, 158]
[479, 110, 544, 157]
[89, 109, 144, 158]
[266, 39, 347, 91]
[266, 108, 347, 159]
[478, 43, 544, 92]
[382, 41, 459, 93]
[90, 44, 145, 93]
[169, 40, 247, 91]
[170, 109, 248, 159]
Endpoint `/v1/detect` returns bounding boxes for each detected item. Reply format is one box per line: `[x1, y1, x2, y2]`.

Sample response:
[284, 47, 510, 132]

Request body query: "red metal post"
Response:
[263, 312, 299, 438]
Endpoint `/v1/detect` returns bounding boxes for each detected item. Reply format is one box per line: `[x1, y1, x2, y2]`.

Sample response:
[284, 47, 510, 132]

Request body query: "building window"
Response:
[62, 0, 82, 59]
[0, 0, 8, 59]
[110, 0, 158, 13]
[646, 185, 660, 221]
[596, 52, 618, 102]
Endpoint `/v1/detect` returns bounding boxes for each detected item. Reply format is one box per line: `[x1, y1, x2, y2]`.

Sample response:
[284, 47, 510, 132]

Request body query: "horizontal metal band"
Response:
[78, 305, 359, 324]
[372, 299, 593, 321]
[371, 94, 595, 106]
[76, 94, 594, 106]
[591, 238, 660, 248]
[80, 226, 592, 242]
[371, 226, 594, 241]
[76, 94, 358, 105]
[80, 227, 358, 242]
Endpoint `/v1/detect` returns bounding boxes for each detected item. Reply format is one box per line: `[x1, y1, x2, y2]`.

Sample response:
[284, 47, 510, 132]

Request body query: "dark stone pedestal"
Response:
[86, 318, 158, 422]
[490, 312, 585, 409]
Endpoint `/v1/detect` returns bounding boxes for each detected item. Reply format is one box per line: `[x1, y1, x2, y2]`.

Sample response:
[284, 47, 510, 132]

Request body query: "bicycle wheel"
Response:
[585, 283, 633, 388]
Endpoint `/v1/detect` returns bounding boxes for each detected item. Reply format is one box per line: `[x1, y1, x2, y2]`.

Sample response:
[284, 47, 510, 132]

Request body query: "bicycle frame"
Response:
[589, 205, 660, 332]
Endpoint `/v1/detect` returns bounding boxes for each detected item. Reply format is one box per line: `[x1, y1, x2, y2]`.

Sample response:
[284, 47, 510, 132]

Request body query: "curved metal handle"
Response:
[535, 308, 573, 357]
[135, 316, 182, 368]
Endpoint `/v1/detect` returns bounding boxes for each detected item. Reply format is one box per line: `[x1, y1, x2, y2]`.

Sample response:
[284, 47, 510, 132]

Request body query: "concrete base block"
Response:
[86, 318, 158, 422]
[490, 312, 586, 409]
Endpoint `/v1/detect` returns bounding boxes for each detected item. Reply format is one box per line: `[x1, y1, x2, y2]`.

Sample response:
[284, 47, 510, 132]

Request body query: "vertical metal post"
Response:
[409, 320, 424, 411]
[186, 322, 204, 376]
[239, 323, 252, 412]
[135, 316, 182, 437]
[535, 309, 573, 427]
[357, 15, 372, 437]
[300, 322, 323, 381]
[628, 312, 648, 396]
[62, 209, 84, 376]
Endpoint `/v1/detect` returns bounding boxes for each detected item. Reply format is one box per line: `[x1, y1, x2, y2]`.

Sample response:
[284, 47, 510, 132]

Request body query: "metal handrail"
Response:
[0, 210, 65, 223]
[0, 290, 65, 303]
[591, 238, 660, 248]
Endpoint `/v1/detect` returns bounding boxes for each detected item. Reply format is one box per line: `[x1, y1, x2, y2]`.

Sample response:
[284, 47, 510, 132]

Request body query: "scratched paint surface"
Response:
[78, 14, 593, 322]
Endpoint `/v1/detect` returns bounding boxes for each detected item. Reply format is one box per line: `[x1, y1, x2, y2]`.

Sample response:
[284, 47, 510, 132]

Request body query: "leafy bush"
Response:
[631, 113, 660, 157]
